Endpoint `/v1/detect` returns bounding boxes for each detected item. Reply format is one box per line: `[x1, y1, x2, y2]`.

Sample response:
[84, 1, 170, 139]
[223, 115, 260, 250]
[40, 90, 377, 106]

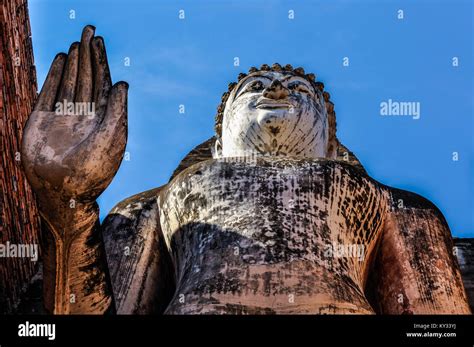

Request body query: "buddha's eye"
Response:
[288, 82, 311, 94]
[238, 80, 265, 96]
[247, 80, 264, 92]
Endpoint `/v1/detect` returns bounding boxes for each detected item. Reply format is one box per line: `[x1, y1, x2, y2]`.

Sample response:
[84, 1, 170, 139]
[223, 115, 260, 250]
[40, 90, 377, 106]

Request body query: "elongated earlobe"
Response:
[212, 138, 223, 159]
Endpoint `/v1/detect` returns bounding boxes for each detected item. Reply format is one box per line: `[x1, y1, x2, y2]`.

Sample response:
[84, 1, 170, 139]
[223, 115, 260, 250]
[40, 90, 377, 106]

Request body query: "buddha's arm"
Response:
[101, 187, 175, 314]
[40, 187, 175, 314]
[40, 201, 114, 314]
[369, 188, 471, 314]
[21, 26, 127, 314]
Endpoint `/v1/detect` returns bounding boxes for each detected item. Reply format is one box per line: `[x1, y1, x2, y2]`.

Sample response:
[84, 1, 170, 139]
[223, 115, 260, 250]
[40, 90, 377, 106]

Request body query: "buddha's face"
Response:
[217, 71, 328, 159]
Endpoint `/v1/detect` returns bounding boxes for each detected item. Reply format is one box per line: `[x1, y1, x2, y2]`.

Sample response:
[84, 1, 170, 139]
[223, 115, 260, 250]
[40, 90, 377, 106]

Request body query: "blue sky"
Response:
[29, 0, 473, 237]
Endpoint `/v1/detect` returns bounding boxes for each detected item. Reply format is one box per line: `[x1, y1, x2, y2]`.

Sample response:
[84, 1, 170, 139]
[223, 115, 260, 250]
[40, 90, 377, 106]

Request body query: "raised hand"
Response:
[22, 25, 127, 215]
[21, 26, 127, 313]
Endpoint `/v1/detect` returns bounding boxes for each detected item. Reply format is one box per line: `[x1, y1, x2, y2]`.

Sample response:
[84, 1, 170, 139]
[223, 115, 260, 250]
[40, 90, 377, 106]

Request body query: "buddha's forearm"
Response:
[40, 201, 114, 314]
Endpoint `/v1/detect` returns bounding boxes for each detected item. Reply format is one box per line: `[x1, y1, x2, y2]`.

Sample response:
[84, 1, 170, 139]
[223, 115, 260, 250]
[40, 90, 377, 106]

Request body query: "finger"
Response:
[97, 81, 128, 144]
[34, 53, 67, 112]
[91, 36, 112, 120]
[77, 82, 128, 183]
[75, 25, 95, 103]
[57, 42, 79, 104]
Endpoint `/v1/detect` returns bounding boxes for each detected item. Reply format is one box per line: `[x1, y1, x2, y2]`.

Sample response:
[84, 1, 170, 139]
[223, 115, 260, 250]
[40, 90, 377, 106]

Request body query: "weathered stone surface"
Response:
[160, 157, 387, 314]
[170, 136, 365, 182]
[102, 187, 174, 314]
[368, 188, 469, 314]
[454, 238, 474, 311]
[103, 155, 472, 315]
[0, 0, 41, 313]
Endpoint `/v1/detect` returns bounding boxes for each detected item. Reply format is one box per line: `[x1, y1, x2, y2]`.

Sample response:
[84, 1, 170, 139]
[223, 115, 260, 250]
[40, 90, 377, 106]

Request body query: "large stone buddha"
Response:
[22, 26, 471, 315]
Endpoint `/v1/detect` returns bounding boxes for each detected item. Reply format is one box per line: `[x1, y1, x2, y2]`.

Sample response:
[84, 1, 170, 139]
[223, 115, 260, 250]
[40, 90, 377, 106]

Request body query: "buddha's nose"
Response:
[262, 80, 289, 100]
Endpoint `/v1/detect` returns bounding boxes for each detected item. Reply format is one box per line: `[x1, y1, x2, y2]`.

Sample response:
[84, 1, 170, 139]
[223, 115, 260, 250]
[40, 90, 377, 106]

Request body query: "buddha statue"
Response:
[22, 26, 471, 314]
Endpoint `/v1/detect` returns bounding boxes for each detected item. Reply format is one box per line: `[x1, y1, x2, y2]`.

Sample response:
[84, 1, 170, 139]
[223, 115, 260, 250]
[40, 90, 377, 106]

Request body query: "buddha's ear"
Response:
[212, 138, 223, 159]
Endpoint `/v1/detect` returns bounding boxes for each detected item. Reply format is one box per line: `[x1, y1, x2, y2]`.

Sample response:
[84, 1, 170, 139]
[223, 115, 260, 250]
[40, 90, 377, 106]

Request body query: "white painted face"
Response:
[216, 71, 329, 159]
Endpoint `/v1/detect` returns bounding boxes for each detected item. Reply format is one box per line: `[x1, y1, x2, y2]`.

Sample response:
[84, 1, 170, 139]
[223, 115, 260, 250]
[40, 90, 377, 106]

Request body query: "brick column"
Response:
[0, 0, 41, 313]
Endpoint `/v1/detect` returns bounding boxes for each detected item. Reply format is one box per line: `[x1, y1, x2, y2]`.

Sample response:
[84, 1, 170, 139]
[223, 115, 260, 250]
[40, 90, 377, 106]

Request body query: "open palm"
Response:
[22, 25, 128, 207]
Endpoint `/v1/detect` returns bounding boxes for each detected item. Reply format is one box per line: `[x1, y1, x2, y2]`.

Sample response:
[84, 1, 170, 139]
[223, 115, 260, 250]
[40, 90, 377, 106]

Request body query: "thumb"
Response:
[72, 82, 128, 195]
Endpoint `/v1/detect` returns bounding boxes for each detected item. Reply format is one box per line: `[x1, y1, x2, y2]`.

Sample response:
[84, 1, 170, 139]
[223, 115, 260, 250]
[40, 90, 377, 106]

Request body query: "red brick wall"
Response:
[0, 0, 40, 313]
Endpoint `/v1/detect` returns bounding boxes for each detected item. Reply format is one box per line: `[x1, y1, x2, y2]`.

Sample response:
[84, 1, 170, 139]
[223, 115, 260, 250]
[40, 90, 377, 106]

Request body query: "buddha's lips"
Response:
[256, 98, 293, 109]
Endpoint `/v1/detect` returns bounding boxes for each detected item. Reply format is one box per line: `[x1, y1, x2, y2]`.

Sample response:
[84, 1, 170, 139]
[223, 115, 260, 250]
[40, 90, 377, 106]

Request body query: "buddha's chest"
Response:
[158, 158, 388, 268]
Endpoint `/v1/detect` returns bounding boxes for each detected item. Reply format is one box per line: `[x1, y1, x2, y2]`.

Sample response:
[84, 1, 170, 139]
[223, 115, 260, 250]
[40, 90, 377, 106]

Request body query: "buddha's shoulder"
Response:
[101, 186, 166, 313]
[101, 186, 164, 263]
[102, 186, 163, 229]
[101, 186, 175, 313]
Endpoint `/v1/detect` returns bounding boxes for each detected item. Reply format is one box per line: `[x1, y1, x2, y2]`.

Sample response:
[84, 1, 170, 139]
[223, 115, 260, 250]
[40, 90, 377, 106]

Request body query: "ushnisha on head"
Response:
[213, 63, 337, 159]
